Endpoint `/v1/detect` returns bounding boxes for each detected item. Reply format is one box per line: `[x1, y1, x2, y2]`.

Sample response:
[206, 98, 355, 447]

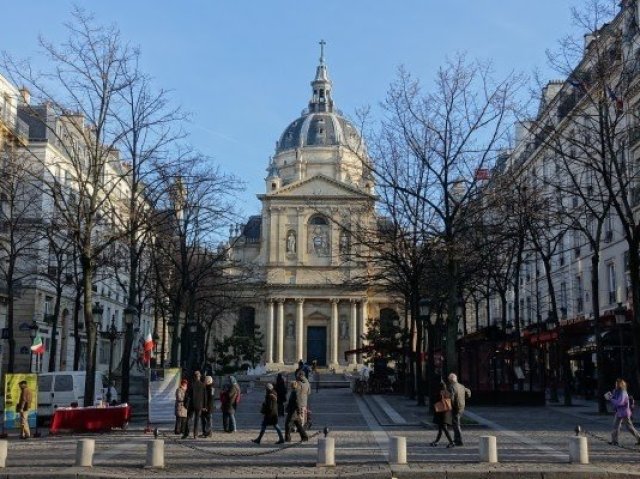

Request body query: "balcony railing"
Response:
[0, 106, 29, 141]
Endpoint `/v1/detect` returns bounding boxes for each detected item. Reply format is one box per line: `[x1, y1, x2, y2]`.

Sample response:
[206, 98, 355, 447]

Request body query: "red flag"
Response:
[143, 329, 154, 365]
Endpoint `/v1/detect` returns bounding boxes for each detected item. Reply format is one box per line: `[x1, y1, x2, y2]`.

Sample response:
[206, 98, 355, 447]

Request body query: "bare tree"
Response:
[366, 57, 524, 374]
[0, 145, 42, 372]
[4, 8, 137, 404]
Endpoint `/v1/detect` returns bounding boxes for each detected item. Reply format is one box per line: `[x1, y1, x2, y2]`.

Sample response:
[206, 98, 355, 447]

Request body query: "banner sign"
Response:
[149, 368, 181, 424]
[4, 374, 38, 429]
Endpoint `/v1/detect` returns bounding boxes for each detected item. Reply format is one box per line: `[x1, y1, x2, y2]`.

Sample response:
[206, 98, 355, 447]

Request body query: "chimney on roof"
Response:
[18, 87, 30, 105]
[584, 33, 596, 51]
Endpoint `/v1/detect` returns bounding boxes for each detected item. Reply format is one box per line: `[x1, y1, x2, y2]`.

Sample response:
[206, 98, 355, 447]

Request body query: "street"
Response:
[1, 386, 639, 478]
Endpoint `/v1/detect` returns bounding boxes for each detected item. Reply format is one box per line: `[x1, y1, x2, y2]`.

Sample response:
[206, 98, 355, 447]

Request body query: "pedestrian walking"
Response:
[447, 372, 471, 446]
[183, 370, 205, 439]
[17, 380, 32, 440]
[226, 376, 241, 432]
[296, 370, 311, 426]
[275, 373, 287, 417]
[430, 381, 455, 448]
[174, 379, 188, 435]
[201, 376, 215, 437]
[606, 378, 640, 446]
[251, 383, 285, 444]
[285, 380, 308, 442]
[220, 384, 232, 432]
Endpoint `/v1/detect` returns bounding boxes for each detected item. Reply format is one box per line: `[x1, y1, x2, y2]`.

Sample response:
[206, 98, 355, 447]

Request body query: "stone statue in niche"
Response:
[286, 318, 295, 338]
[339, 230, 349, 254]
[311, 226, 330, 256]
[339, 317, 348, 340]
[286, 230, 296, 253]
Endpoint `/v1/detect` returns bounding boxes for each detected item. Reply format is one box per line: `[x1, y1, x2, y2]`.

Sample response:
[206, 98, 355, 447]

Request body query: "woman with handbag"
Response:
[430, 381, 455, 448]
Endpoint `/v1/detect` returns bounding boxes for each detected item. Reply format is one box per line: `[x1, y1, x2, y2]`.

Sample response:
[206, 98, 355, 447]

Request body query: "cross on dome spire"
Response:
[310, 40, 333, 113]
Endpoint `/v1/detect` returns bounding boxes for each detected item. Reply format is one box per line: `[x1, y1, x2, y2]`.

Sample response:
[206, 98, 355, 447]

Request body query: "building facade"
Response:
[225, 49, 400, 370]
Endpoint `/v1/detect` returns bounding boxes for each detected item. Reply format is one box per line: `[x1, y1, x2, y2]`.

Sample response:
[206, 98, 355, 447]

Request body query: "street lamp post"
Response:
[417, 298, 431, 407]
[121, 304, 137, 404]
[545, 312, 559, 402]
[614, 302, 627, 378]
[188, 319, 198, 372]
[99, 314, 124, 404]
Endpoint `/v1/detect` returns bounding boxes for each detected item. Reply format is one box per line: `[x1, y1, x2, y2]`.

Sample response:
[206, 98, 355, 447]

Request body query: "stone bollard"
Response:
[75, 439, 95, 467]
[569, 436, 589, 464]
[317, 437, 335, 466]
[0, 440, 7, 468]
[389, 436, 407, 465]
[146, 440, 164, 468]
[479, 435, 498, 463]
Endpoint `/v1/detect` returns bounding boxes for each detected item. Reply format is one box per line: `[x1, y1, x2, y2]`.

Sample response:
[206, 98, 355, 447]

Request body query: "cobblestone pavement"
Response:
[0, 385, 638, 478]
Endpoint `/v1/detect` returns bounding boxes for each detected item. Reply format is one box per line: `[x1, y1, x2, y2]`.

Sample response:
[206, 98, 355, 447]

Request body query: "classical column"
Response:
[276, 299, 285, 363]
[359, 297, 368, 353]
[331, 298, 339, 366]
[296, 298, 305, 362]
[350, 299, 358, 366]
[266, 300, 274, 364]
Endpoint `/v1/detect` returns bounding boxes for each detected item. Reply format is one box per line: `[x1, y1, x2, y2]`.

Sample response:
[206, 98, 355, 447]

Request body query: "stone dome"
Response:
[276, 111, 362, 154]
[274, 41, 363, 155]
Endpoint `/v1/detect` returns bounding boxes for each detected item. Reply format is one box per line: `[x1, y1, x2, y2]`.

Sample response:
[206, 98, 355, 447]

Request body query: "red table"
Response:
[49, 404, 132, 434]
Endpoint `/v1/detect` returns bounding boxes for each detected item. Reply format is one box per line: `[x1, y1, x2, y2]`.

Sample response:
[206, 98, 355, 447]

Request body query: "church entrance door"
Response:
[307, 326, 327, 366]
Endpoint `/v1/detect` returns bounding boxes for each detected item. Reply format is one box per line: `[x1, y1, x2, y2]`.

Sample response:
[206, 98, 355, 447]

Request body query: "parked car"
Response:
[37, 371, 113, 423]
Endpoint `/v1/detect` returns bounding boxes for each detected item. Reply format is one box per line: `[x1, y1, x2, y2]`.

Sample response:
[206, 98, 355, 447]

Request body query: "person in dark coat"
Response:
[251, 383, 285, 444]
[226, 376, 240, 432]
[430, 381, 455, 448]
[200, 376, 215, 437]
[275, 373, 287, 417]
[183, 370, 206, 439]
[284, 380, 308, 442]
[220, 384, 232, 432]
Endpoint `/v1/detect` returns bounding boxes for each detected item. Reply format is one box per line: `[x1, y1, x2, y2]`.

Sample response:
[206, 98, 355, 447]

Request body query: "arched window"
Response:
[309, 215, 328, 226]
[380, 308, 399, 338]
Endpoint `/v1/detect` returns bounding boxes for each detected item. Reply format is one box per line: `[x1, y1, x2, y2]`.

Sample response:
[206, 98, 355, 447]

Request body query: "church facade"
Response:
[224, 47, 400, 370]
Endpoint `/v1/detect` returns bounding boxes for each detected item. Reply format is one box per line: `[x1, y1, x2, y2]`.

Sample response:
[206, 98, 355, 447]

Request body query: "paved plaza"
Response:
[1, 385, 639, 478]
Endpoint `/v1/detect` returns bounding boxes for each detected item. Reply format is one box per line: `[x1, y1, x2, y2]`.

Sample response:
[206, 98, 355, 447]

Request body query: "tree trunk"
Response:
[72, 286, 82, 371]
[48, 282, 63, 372]
[446, 258, 459, 374]
[627, 238, 640, 390]
[82, 256, 96, 407]
[590, 251, 607, 413]
[7, 283, 15, 374]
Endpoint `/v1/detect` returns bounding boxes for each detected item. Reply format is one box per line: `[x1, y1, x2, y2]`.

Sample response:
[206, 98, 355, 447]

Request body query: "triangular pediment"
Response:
[262, 174, 374, 199]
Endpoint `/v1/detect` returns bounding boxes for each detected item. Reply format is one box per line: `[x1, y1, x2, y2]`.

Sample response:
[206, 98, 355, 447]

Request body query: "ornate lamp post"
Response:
[188, 318, 198, 371]
[418, 298, 435, 406]
[545, 311, 560, 403]
[614, 302, 628, 377]
[99, 315, 124, 403]
[121, 304, 137, 403]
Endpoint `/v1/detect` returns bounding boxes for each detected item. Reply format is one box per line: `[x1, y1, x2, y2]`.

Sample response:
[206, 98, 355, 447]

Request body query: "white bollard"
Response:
[317, 437, 335, 466]
[569, 436, 589, 464]
[0, 440, 7, 467]
[479, 435, 498, 463]
[389, 436, 407, 465]
[75, 439, 95, 467]
[146, 440, 165, 468]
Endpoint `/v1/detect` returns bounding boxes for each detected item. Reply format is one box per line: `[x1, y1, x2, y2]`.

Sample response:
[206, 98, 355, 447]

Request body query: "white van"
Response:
[37, 371, 114, 421]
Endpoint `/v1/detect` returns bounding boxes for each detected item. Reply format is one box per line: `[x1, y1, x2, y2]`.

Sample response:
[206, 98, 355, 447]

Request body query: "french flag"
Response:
[143, 329, 154, 365]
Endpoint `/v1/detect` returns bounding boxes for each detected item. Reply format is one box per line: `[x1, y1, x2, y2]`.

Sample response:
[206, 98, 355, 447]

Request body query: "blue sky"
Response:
[0, 1, 579, 216]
